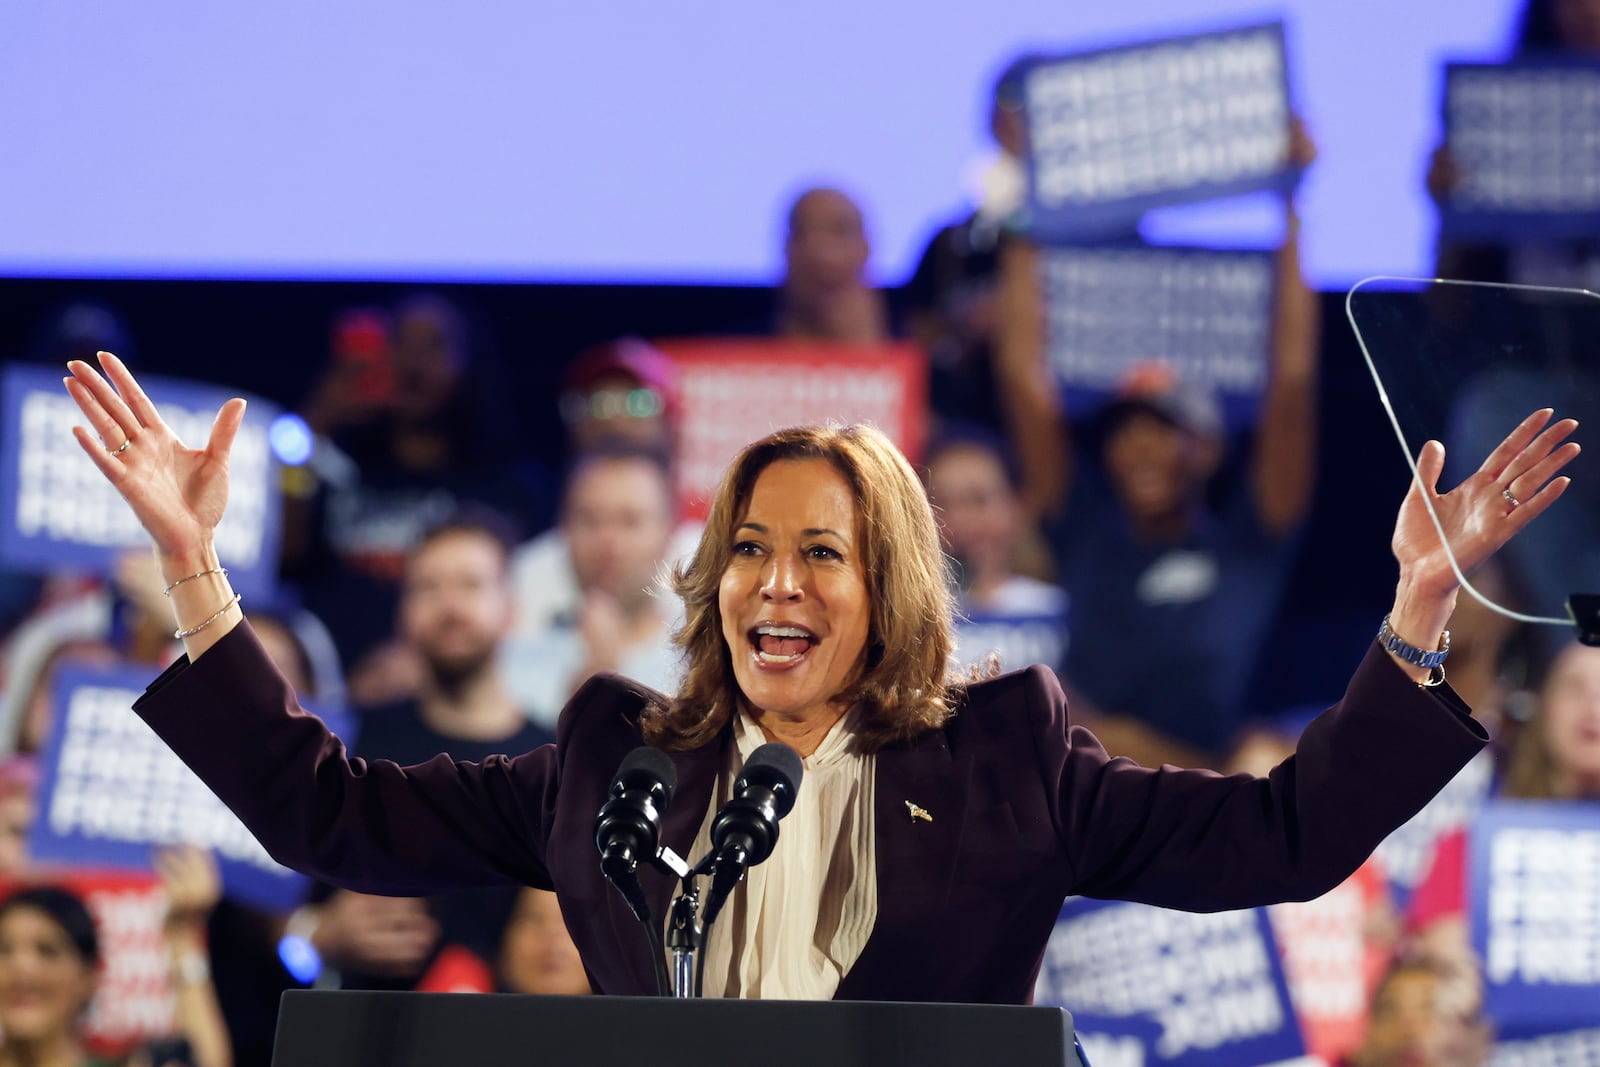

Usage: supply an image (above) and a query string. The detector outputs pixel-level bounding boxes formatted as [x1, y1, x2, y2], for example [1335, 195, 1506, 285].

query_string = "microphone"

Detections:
[701, 742, 803, 928]
[594, 746, 677, 923]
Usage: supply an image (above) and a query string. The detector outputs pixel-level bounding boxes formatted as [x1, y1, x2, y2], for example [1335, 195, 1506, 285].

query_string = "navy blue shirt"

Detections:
[1051, 471, 1295, 754]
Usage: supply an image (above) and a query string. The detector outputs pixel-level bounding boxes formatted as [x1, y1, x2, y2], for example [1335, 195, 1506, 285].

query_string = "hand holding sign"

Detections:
[64, 354, 248, 657]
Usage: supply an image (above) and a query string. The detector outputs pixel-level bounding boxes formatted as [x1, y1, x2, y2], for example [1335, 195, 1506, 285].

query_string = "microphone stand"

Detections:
[666, 877, 701, 998]
[649, 847, 693, 997]
[667, 849, 733, 998]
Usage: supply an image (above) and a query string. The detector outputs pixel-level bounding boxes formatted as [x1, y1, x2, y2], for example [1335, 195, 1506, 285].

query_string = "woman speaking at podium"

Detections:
[63, 352, 1577, 1002]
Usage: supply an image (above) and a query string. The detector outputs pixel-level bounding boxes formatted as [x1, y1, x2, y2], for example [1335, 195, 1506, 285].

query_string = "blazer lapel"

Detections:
[836, 729, 972, 998]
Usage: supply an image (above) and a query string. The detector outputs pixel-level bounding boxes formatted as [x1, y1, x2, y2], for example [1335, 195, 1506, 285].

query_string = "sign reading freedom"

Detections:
[30, 664, 352, 913]
[954, 609, 1069, 677]
[0, 363, 283, 598]
[1442, 60, 1600, 240]
[1020, 22, 1295, 242]
[657, 339, 928, 520]
[1470, 799, 1600, 1036]
[1041, 244, 1276, 429]
[1035, 897, 1306, 1066]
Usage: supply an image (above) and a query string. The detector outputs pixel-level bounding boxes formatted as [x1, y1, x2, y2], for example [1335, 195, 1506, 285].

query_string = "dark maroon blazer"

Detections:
[134, 622, 1486, 1004]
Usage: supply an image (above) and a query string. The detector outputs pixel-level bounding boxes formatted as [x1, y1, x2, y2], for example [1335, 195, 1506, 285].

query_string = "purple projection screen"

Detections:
[0, 1, 1513, 287]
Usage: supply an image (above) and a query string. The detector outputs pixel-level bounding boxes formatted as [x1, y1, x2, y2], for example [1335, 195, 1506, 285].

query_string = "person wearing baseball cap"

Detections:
[995, 212, 1321, 771]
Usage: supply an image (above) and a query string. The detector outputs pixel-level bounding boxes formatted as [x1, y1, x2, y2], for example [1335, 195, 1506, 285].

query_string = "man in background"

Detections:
[290, 510, 553, 991]
[775, 187, 890, 344]
[505, 441, 683, 727]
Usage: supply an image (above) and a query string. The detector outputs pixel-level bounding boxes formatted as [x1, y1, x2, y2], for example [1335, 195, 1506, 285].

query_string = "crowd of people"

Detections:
[1, 1, 1598, 1064]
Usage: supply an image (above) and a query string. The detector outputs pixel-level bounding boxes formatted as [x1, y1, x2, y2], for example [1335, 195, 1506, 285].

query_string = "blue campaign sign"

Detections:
[955, 608, 1069, 675]
[1035, 897, 1306, 1066]
[1040, 244, 1277, 431]
[1441, 59, 1600, 241]
[1469, 800, 1600, 1035]
[1019, 22, 1296, 243]
[29, 663, 355, 913]
[1491, 1024, 1600, 1065]
[0, 363, 282, 599]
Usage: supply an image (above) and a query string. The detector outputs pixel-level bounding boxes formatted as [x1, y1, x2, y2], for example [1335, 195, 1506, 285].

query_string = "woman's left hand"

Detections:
[1393, 408, 1579, 601]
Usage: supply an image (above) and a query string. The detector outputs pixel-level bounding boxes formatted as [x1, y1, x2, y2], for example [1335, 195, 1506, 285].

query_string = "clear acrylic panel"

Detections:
[1346, 277, 1600, 633]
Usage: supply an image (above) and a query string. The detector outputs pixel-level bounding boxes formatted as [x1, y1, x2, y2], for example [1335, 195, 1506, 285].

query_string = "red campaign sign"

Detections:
[1268, 859, 1391, 1065]
[657, 339, 929, 520]
[0, 868, 175, 1058]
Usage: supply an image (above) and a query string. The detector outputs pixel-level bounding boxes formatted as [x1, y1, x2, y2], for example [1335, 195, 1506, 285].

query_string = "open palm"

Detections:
[1393, 408, 1579, 600]
[64, 353, 247, 556]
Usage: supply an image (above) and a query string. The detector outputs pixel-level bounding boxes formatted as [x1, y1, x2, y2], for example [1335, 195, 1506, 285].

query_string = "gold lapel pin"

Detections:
[904, 801, 932, 823]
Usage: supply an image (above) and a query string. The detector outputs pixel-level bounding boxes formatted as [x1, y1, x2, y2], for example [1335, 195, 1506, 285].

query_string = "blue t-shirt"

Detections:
[1050, 472, 1295, 753]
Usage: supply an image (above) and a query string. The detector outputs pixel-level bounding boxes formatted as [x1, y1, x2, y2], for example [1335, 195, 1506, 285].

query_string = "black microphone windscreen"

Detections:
[615, 746, 677, 801]
[737, 742, 803, 816]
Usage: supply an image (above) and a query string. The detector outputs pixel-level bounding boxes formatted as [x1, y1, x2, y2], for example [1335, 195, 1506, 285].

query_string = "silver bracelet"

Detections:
[164, 567, 228, 597]
[1417, 664, 1447, 689]
[173, 594, 242, 639]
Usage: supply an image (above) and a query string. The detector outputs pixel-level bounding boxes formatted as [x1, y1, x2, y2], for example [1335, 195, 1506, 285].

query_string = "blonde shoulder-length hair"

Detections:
[641, 424, 957, 752]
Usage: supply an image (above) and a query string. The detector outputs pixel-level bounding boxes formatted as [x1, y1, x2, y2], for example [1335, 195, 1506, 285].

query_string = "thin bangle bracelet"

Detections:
[174, 594, 242, 640]
[164, 567, 229, 597]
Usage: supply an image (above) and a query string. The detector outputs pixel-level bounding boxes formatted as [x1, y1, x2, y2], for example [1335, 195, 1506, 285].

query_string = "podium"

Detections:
[271, 991, 1087, 1066]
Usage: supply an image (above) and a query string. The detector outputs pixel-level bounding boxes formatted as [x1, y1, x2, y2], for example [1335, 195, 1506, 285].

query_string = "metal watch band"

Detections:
[1377, 614, 1451, 669]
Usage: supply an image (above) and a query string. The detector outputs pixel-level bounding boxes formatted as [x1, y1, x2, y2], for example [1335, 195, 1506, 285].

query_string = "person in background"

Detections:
[994, 157, 1321, 768]
[775, 187, 890, 344]
[1340, 954, 1490, 1067]
[514, 338, 699, 646]
[1407, 637, 1600, 963]
[283, 295, 543, 701]
[904, 54, 1041, 432]
[0, 852, 234, 1067]
[504, 442, 682, 729]
[557, 338, 679, 458]
[412, 887, 590, 997]
[290, 510, 552, 993]
[0, 759, 37, 877]
[924, 425, 1064, 617]
[0, 886, 117, 1067]
[922, 425, 1068, 673]
[0, 550, 176, 759]
[497, 889, 589, 997]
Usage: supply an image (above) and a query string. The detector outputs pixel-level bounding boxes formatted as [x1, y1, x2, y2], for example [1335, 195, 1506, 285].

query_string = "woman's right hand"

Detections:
[64, 352, 247, 558]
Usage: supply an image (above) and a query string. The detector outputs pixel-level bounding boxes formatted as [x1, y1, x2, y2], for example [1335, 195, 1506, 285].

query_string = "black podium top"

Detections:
[271, 991, 1084, 1067]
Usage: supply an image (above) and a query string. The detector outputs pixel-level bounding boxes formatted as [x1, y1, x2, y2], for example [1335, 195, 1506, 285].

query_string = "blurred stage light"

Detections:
[269, 413, 314, 466]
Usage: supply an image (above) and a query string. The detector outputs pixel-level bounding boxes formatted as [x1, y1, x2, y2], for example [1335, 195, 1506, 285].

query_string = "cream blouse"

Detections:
[686, 707, 879, 999]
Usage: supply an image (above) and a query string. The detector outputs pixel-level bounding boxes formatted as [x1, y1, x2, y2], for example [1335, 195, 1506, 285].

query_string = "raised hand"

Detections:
[154, 845, 223, 931]
[63, 352, 246, 558]
[1393, 408, 1580, 602]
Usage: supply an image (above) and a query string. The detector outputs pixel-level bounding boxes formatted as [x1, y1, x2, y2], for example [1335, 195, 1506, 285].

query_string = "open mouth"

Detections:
[748, 623, 818, 665]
